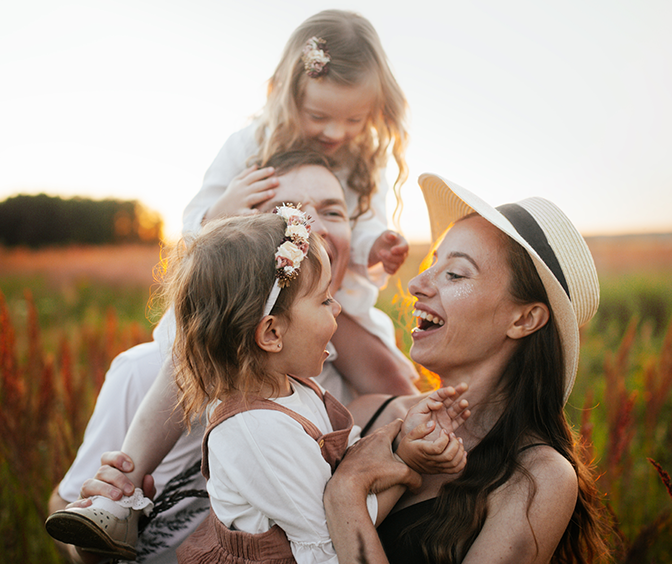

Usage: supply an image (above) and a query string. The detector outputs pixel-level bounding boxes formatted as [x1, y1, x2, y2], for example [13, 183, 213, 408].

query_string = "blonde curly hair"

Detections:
[255, 9, 409, 224]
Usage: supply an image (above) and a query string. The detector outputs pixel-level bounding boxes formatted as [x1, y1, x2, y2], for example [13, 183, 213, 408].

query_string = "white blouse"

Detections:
[206, 380, 378, 564]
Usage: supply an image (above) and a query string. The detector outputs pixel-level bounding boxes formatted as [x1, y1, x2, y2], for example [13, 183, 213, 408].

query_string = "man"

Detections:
[49, 151, 417, 564]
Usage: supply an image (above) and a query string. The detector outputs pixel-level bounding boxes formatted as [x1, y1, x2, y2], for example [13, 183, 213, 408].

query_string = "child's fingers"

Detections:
[245, 188, 276, 208]
[238, 165, 275, 185]
[383, 230, 399, 243]
[427, 429, 450, 453]
[231, 164, 258, 181]
[434, 383, 468, 403]
[443, 400, 471, 428]
[406, 419, 438, 442]
[390, 239, 409, 255]
[436, 434, 467, 473]
[453, 408, 471, 430]
[429, 386, 456, 402]
[442, 434, 461, 460]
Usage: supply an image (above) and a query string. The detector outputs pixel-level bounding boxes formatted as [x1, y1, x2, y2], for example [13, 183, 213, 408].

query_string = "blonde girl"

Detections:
[183, 10, 414, 391]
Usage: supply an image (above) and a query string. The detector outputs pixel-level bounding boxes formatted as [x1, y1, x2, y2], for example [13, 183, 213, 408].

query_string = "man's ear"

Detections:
[255, 315, 288, 352]
[507, 303, 550, 340]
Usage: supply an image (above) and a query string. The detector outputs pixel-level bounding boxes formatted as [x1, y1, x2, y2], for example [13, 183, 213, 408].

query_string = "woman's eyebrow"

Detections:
[447, 251, 480, 272]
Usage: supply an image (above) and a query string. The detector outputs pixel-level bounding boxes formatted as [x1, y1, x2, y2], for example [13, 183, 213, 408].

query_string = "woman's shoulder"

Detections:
[467, 446, 578, 561]
[491, 444, 578, 517]
[520, 444, 577, 490]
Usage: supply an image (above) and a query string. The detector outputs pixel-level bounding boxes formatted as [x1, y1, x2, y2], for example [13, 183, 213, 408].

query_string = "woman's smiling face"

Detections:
[408, 215, 522, 380]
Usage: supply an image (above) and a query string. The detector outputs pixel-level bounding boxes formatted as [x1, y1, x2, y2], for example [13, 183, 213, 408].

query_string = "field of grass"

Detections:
[1, 235, 672, 562]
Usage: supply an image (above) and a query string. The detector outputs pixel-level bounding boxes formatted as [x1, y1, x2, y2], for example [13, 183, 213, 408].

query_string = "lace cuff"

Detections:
[90, 488, 154, 519]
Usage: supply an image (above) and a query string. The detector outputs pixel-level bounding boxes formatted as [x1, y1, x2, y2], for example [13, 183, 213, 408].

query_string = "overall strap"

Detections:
[289, 376, 353, 433]
[200, 393, 323, 479]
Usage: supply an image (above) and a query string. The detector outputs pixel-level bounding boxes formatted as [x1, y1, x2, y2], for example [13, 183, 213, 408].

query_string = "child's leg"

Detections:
[118, 356, 185, 487]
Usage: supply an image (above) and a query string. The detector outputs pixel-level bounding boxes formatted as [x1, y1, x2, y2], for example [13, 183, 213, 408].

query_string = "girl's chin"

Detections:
[314, 140, 345, 156]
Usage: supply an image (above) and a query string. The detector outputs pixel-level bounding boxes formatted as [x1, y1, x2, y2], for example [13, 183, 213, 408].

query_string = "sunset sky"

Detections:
[2, 0, 671, 242]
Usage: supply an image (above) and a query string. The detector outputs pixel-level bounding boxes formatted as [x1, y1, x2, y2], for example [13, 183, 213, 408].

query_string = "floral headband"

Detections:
[262, 204, 311, 317]
[302, 36, 330, 78]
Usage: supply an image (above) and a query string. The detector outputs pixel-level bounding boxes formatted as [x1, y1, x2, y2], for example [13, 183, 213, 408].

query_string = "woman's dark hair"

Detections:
[402, 229, 610, 563]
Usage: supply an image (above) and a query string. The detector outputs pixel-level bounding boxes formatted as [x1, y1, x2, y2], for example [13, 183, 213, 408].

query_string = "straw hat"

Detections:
[418, 173, 600, 402]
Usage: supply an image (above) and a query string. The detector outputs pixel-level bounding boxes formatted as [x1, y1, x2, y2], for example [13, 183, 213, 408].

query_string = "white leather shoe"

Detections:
[45, 489, 153, 561]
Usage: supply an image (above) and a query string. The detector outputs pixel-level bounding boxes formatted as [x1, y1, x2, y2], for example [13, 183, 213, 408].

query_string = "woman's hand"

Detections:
[325, 420, 419, 564]
[331, 419, 422, 497]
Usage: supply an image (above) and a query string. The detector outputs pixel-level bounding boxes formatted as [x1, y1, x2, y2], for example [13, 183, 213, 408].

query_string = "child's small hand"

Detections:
[396, 422, 467, 475]
[368, 230, 409, 275]
[204, 165, 279, 222]
[401, 383, 470, 440]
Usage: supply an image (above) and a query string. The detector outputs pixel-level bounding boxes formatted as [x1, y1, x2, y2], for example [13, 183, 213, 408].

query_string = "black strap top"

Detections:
[377, 497, 436, 564]
[360, 395, 398, 436]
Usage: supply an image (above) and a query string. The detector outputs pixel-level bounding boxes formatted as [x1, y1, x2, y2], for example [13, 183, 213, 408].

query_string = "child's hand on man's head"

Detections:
[368, 230, 409, 275]
[204, 165, 279, 223]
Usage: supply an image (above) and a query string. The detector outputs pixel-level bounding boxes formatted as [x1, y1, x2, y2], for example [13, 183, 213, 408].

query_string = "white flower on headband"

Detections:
[286, 223, 309, 240]
[272, 204, 311, 288]
[302, 36, 330, 78]
[277, 206, 306, 224]
[276, 241, 304, 271]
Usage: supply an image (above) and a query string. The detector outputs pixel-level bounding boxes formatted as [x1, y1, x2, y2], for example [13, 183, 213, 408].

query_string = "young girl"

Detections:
[183, 10, 413, 391]
[47, 208, 470, 562]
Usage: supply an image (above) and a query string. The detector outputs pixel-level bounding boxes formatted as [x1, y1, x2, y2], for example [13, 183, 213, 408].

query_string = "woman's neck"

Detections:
[439, 370, 506, 452]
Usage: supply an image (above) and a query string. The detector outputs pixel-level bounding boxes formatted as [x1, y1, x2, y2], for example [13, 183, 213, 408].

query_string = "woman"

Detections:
[324, 174, 610, 563]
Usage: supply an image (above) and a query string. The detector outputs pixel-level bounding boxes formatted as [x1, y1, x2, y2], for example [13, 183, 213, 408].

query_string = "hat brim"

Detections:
[418, 173, 580, 403]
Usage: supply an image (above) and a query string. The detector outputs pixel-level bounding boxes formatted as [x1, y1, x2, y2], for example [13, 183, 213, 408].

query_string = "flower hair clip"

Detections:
[262, 204, 311, 317]
[302, 36, 330, 78]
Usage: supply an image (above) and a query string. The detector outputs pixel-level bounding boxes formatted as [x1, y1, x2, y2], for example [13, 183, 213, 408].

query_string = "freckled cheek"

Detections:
[452, 284, 474, 301]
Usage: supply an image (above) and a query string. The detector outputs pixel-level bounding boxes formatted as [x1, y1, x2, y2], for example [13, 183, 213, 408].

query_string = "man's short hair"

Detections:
[260, 150, 334, 177]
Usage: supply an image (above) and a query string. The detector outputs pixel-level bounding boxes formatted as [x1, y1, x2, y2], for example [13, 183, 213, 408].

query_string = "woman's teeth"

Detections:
[412, 309, 445, 327]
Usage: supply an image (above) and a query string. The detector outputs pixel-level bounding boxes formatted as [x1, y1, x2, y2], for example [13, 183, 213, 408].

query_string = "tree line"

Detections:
[0, 194, 163, 247]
